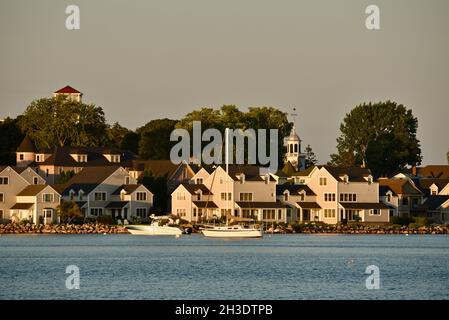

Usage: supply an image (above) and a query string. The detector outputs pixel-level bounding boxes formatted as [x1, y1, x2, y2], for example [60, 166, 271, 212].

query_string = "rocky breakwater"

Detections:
[271, 224, 449, 235]
[0, 223, 130, 234]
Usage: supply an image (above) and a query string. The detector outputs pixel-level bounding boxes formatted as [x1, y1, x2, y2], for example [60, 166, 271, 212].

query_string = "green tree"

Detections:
[176, 105, 292, 169]
[57, 170, 75, 184]
[19, 96, 108, 150]
[107, 122, 130, 149]
[330, 101, 422, 177]
[57, 201, 83, 223]
[137, 119, 178, 160]
[304, 144, 318, 168]
[0, 117, 24, 165]
[141, 169, 169, 213]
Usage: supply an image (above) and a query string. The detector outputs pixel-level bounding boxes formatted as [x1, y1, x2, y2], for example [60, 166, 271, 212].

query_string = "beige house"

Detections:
[53, 85, 83, 102]
[172, 165, 288, 223]
[276, 184, 319, 223]
[304, 166, 389, 224]
[11, 185, 60, 224]
[0, 166, 39, 221]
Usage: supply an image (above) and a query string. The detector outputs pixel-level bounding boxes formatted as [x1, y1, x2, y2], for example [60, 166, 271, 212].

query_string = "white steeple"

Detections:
[284, 109, 306, 171]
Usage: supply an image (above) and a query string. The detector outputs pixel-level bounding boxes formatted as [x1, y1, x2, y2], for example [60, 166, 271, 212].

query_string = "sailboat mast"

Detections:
[225, 127, 229, 226]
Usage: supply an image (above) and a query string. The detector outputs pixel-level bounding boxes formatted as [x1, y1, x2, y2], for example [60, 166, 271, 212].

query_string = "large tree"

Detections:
[176, 105, 292, 169]
[304, 144, 318, 169]
[0, 117, 24, 165]
[19, 96, 108, 150]
[137, 118, 178, 160]
[330, 101, 422, 177]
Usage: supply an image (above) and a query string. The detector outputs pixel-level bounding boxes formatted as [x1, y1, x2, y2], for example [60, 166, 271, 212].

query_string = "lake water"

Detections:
[0, 234, 448, 300]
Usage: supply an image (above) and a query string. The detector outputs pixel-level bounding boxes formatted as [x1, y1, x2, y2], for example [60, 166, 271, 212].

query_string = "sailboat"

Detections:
[201, 128, 263, 239]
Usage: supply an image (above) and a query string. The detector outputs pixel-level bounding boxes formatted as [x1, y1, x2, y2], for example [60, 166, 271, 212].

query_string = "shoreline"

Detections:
[1, 222, 448, 235]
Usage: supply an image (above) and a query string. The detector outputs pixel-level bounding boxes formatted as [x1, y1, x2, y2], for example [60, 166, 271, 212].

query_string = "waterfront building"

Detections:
[171, 165, 289, 223]
[0, 166, 45, 221]
[56, 166, 153, 221]
[12, 185, 61, 224]
[379, 176, 425, 217]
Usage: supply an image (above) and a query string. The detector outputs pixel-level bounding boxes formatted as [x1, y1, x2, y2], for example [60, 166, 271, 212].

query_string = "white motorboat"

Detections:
[126, 215, 184, 236]
[202, 224, 262, 238]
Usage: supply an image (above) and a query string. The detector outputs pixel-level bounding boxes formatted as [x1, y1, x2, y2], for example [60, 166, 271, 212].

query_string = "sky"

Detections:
[1, 0, 448, 165]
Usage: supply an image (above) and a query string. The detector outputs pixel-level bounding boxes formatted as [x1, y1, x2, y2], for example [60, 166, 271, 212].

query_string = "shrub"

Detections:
[96, 215, 113, 225]
[412, 217, 431, 226]
[390, 216, 412, 225]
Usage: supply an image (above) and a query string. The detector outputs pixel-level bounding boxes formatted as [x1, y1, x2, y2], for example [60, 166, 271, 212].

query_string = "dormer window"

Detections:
[35, 154, 44, 162]
[341, 175, 349, 183]
[283, 191, 289, 201]
[79, 190, 84, 201]
[78, 155, 87, 162]
[196, 178, 203, 185]
[367, 176, 373, 184]
[110, 155, 121, 163]
[69, 190, 75, 201]
[240, 174, 245, 184]
[299, 192, 305, 201]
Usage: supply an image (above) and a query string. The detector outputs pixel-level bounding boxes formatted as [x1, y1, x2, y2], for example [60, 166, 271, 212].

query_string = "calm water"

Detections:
[0, 234, 448, 300]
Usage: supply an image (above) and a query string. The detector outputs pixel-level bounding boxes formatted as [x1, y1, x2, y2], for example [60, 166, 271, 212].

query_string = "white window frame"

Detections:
[0, 177, 9, 185]
[136, 207, 147, 218]
[90, 207, 103, 216]
[177, 192, 186, 201]
[136, 192, 147, 201]
[239, 192, 253, 202]
[94, 191, 107, 201]
[0, 192, 4, 202]
[42, 193, 54, 203]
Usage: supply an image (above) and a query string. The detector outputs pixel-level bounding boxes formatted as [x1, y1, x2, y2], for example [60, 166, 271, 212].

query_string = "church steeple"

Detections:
[284, 112, 306, 171]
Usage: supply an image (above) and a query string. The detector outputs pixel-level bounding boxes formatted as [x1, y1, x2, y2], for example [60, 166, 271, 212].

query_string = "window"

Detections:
[284, 193, 289, 201]
[262, 209, 276, 220]
[79, 191, 84, 201]
[125, 176, 130, 185]
[33, 177, 39, 185]
[177, 192, 186, 201]
[19, 154, 24, 160]
[77, 155, 87, 162]
[94, 192, 106, 201]
[239, 193, 253, 201]
[221, 193, 232, 201]
[278, 210, 282, 220]
[90, 208, 103, 216]
[136, 192, 147, 201]
[136, 208, 147, 218]
[0, 177, 9, 185]
[36, 155, 41, 162]
[319, 177, 327, 186]
[324, 193, 336, 202]
[339, 193, 357, 202]
[69, 191, 74, 201]
[177, 209, 186, 217]
[43, 209, 52, 219]
[196, 178, 203, 185]
[324, 209, 336, 218]
[0, 193, 4, 202]
[0, 210, 3, 219]
[431, 190, 437, 196]
[46, 169, 49, 177]
[370, 209, 381, 216]
[387, 194, 391, 202]
[299, 193, 305, 201]
[110, 155, 120, 163]
[402, 197, 408, 205]
[42, 193, 54, 203]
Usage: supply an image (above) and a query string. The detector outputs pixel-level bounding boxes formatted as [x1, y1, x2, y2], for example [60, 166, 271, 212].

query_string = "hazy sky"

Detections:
[1, 0, 448, 165]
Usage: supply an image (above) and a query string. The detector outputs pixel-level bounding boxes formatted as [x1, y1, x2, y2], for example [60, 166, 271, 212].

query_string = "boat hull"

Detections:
[126, 225, 183, 236]
[202, 228, 263, 238]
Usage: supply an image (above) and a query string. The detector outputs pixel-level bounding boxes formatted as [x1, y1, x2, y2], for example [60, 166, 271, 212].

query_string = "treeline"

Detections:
[0, 97, 303, 168]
